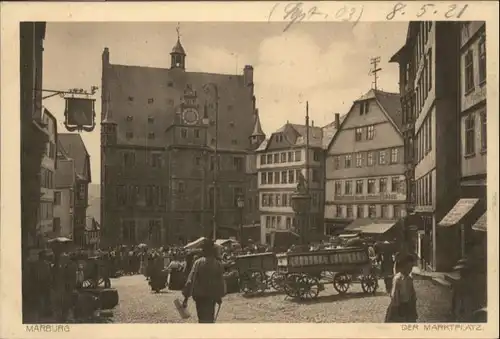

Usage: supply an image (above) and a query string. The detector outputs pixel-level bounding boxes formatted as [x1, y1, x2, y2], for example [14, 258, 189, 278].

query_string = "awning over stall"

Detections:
[359, 223, 397, 234]
[345, 219, 397, 235]
[472, 212, 487, 232]
[438, 199, 479, 227]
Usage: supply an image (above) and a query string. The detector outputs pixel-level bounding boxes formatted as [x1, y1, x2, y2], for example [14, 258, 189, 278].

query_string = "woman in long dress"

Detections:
[384, 253, 418, 323]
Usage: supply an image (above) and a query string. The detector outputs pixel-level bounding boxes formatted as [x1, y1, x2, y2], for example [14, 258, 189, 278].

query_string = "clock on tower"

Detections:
[182, 107, 199, 125]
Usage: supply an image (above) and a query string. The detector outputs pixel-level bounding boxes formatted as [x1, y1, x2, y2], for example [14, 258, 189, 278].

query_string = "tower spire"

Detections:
[251, 109, 265, 137]
[176, 22, 181, 41]
[249, 108, 265, 149]
[170, 22, 186, 70]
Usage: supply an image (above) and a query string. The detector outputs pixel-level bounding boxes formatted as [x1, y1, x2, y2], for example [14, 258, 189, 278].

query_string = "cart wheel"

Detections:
[283, 273, 302, 298]
[82, 279, 96, 289]
[240, 271, 265, 295]
[333, 273, 351, 294]
[270, 272, 286, 292]
[360, 274, 378, 294]
[298, 275, 320, 300]
[101, 278, 111, 288]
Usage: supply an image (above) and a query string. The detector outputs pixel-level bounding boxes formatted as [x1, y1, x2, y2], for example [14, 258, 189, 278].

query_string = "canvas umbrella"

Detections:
[47, 237, 72, 244]
[345, 238, 365, 247]
[184, 237, 207, 250]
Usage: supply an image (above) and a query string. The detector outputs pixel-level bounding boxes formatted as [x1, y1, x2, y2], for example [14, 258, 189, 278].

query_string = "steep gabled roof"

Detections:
[290, 124, 323, 148]
[58, 133, 91, 183]
[374, 90, 403, 131]
[326, 89, 402, 151]
[259, 122, 328, 152]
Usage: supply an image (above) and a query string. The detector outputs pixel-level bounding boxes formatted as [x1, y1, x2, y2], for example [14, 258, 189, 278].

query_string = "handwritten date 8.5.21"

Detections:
[268, 2, 365, 32]
[386, 3, 469, 21]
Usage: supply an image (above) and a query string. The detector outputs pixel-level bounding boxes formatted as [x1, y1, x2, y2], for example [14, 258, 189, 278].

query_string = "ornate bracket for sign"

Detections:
[36, 86, 98, 133]
[38, 86, 98, 100]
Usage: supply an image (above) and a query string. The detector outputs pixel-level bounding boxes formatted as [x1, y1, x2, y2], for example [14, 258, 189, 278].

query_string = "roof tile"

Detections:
[106, 64, 255, 151]
[58, 134, 90, 180]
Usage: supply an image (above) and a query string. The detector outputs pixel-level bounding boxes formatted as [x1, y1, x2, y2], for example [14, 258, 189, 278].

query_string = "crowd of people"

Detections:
[23, 235, 419, 324]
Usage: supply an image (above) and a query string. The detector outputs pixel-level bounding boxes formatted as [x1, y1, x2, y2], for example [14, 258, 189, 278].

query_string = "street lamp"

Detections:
[202, 83, 219, 240]
[237, 195, 245, 244]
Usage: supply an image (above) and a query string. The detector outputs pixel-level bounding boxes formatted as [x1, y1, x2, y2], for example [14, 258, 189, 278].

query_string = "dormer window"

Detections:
[148, 98, 154, 104]
[359, 101, 370, 115]
[126, 116, 133, 122]
[276, 134, 284, 142]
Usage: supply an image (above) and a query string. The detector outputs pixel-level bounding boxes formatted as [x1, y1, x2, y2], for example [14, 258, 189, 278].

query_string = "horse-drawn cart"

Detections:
[234, 252, 286, 295]
[276, 246, 378, 300]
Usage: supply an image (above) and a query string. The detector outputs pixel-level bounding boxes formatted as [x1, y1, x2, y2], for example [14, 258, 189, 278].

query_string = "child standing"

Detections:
[384, 253, 418, 323]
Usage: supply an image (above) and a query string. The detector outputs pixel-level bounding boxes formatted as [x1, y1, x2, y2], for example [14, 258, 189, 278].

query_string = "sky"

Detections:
[42, 21, 408, 184]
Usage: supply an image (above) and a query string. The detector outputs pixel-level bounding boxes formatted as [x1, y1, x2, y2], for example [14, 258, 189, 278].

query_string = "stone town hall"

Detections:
[100, 33, 265, 246]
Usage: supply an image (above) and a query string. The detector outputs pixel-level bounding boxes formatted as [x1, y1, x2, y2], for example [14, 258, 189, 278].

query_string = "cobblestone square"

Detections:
[110, 275, 452, 323]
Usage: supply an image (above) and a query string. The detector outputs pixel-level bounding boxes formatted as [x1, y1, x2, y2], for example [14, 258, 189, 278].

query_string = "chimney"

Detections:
[102, 47, 109, 67]
[335, 113, 340, 129]
[243, 65, 254, 87]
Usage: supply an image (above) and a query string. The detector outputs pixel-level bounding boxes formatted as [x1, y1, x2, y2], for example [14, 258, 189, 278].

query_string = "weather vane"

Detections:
[176, 22, 181, 40]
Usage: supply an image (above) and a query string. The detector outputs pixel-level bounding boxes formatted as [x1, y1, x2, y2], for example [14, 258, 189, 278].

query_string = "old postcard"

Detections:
[0, 1, 498, 338]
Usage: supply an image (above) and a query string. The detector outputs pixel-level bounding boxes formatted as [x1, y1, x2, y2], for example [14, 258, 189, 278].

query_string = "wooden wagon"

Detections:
[276, 246, 378, 300]
[234, 252, 285, 295]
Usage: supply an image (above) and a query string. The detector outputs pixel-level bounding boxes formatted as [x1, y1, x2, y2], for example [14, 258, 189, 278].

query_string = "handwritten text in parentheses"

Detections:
[386, 2, 469, 21]
[268, 2, 365, 32]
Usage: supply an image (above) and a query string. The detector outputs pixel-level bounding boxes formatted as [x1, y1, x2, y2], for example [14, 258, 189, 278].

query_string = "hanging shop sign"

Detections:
[64, 96, 96, 132]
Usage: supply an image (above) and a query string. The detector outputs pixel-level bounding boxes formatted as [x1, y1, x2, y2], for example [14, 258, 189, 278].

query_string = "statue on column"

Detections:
[296, 172, 307, 194]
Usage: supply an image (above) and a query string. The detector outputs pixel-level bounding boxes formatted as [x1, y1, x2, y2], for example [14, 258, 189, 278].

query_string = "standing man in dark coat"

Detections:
[182, 239, 226, 323]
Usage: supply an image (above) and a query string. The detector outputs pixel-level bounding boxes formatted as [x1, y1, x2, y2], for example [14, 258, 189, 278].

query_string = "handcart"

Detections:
[234, 252, 286, 295]
[276, 246, 378, 300]
[81, 256, 111, 289]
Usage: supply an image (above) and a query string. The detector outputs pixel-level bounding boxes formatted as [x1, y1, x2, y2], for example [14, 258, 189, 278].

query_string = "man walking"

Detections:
[182, 239, 226, 323]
